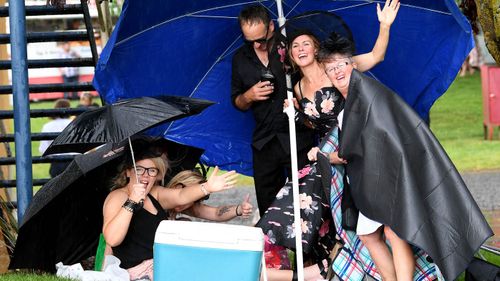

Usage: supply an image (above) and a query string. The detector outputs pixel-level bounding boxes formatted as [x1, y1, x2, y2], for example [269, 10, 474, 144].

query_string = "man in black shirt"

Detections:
[231, 5, 314, 216]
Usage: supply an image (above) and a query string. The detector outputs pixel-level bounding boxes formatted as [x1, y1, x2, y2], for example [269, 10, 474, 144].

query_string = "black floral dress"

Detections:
[256, 86, 344, 264]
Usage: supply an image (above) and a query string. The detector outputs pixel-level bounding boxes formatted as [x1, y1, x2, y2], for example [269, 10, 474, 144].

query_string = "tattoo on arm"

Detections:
[217, 206, 231, 216]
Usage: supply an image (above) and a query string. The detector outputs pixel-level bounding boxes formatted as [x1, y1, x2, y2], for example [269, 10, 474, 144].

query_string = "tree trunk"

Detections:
[477, 0, 500, 65]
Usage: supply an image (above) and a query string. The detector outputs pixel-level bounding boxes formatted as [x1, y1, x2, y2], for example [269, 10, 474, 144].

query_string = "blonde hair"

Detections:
[165, 170, 205, 189]
[165, 170, 206, 220]
[111, 155, 168, 190]
[151, 156, 169, 186]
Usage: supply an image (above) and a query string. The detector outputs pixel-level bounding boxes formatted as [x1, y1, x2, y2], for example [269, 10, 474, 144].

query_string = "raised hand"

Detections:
[206, 166, 238, 193]
[377, 0, 400, 28]
[239, 194, 253, 219]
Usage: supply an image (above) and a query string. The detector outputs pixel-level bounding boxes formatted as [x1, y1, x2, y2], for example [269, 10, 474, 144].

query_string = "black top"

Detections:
[112, 194, 168, 269]
[298, 83, 344, 137]
[231, 32, 314, 152]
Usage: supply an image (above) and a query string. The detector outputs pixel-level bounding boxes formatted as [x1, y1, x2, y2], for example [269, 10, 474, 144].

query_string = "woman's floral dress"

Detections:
[256, 87, 441, 281]
[256, 87, 343, 265]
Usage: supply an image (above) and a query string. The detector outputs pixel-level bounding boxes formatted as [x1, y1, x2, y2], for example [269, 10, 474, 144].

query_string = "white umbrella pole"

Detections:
[276, 1, 305, 280]
[128, 137, 139, 184]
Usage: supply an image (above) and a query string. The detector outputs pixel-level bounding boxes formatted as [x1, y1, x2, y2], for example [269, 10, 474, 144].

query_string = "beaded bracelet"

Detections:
[122, 199, 143, 213]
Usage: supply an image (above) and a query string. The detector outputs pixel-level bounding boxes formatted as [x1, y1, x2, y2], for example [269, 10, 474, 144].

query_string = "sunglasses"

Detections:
[244, 25, 273, 46]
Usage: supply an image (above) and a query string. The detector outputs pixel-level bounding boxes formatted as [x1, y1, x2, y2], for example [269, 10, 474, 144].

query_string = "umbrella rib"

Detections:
[323, 1, 451, 16]
[115, 1, 270, 46]
[188, 36, 242, 98]
[162, 35, 242, 135]
[284, 0, 303, 18]
[364, 70, 380, 82]
[397, 3, 451, 15]
[189, 15, 237, 20]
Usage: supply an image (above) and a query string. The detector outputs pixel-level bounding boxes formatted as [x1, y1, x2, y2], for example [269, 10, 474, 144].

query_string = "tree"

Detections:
[461, 0, 500, 65]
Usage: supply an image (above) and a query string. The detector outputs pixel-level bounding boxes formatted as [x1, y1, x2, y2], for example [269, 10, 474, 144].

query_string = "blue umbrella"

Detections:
[93, 0, 472, 177]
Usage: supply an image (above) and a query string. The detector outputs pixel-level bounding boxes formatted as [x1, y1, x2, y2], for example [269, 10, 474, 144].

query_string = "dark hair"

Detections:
[52, 98, 71, 119]
[318, 32, 356, 63]
[238, 5, 271, 27]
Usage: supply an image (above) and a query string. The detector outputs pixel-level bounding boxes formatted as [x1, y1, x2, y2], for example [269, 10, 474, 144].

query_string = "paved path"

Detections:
[461, 171, 500, 210]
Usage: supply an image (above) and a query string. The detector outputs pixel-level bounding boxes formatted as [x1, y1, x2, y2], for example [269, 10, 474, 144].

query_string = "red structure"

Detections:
[480, 64, 500, 140]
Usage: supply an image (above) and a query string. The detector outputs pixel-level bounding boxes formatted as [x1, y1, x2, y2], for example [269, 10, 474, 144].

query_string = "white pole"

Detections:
[128, 137, 139, 184]
[275, 1, 304, 280]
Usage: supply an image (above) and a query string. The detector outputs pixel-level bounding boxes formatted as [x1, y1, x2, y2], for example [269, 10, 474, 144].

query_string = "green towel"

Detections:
[94, 233, 107, 271]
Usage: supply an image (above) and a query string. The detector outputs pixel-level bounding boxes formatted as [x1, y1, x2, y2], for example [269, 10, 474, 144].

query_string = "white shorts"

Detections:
[356, 211, 383, 235]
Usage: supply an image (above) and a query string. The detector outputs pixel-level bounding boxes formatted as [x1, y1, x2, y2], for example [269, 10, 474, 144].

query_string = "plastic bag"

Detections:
[56, 255, 129, 281]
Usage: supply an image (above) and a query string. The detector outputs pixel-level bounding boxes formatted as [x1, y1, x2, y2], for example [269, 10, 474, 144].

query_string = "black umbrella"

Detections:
[281, 11, 353, 45]
[9, 139, 204, 272]
[10, 143, 125, 272]
[43, 96, 214, 156]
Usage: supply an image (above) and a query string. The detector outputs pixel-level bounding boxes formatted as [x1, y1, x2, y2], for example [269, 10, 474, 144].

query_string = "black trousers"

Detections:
[63, 75, 79, 99]
[253, 137, 310, 216]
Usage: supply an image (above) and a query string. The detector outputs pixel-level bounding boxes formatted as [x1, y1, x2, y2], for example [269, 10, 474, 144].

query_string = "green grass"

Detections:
[479, 248, 500, 266]
[430, 72, 500, 171]
[0, 273, 73, 281]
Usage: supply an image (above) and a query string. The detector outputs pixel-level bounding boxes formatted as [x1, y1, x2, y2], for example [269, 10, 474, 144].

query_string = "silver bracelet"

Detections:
[200, 183, 209, 196]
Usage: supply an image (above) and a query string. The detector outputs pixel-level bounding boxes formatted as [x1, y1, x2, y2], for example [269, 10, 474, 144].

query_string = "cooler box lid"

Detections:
[154, 220, 264, 251]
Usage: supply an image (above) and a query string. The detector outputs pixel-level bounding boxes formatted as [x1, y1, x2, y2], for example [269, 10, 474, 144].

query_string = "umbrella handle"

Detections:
[128, 138, 146, 206]
[128, 137, 140, 184]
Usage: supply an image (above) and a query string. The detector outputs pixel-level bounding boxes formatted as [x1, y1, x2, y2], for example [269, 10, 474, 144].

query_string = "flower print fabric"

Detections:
[256, 87, 344, 264]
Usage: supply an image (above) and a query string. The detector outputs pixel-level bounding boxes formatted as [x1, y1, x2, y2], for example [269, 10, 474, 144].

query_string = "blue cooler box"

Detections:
[153, 220, 264, 281]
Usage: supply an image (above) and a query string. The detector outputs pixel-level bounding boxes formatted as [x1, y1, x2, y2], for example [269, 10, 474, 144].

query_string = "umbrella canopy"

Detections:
[43, 95, 214, 156]
[93, 0, 473, 176]
[10, 139, 204, 272]
[10, 143, 124, 272]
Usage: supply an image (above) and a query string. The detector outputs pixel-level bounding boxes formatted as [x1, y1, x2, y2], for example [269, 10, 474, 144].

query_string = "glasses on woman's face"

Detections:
[325, 59, 351, 74]
[135, 166, 159, 177]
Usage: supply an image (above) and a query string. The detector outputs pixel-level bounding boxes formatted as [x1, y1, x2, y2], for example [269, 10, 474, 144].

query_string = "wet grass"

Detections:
[0, 273, 72, 281]
[430, 72, 500, 171]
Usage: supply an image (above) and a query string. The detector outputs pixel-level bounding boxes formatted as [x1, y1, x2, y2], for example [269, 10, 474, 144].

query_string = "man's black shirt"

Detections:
[231, 33, 314, 152]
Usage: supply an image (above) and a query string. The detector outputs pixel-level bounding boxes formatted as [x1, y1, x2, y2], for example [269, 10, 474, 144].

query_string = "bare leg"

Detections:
[304, 259, 328, 281]
[359, 227, 397, 281]
[261, 268, 293, 281]
[384, 226, 415, 281]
